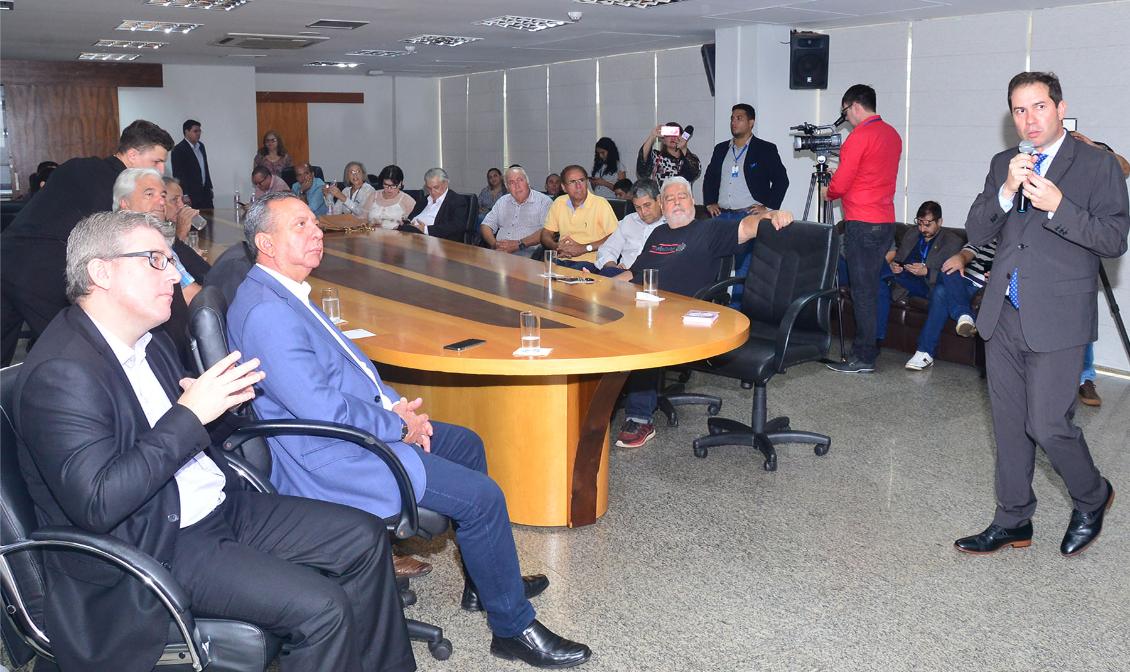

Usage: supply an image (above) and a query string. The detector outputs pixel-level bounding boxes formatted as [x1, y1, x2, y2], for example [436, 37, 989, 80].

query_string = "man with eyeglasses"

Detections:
[162, 176, 211, 283]
[12, 209, 414, 672]
[250, 165, 289, 202]
[290, 162, 328, 216]
[873, 201, 962, 370]
[540, 164, 618, 266]
[824, 84, 903, 374]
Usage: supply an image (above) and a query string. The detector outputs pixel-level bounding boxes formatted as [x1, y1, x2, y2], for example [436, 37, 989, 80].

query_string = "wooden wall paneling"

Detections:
[255, 101, 309, 169]
[256, 91, 364, 104]
[0, 61, 163, 88]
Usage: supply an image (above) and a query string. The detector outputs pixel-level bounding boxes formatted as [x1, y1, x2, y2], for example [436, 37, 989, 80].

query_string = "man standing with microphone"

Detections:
[955, 72, 1128, 556]
[824, 84, 903, 373]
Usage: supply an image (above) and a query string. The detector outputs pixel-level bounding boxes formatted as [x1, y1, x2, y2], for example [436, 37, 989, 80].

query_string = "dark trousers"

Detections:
[917, 272, 981, 356]
[0, 239, 68, 366]
[875, 266, 930, 340]
[417, 422, 534, 638]
[843, 221, 895, 363]
[985, 304, 1108, 527]
[171, 491, 415, 672]
[621, 369, 662, 423]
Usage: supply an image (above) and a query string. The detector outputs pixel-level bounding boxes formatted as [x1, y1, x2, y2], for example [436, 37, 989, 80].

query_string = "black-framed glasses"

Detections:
[914, 217, 938, 227]
[110, 250, 175, 271]
[382, 182, 401, 189]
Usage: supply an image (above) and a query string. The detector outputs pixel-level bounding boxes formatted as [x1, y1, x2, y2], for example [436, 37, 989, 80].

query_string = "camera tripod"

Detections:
[1098, 262, 1130, 366]
[802, 155, 848, 363]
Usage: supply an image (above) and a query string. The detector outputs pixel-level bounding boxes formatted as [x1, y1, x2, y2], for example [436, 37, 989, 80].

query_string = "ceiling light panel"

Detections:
[79, 52, 141, 61]
[403, 34, 483, 47]
[306, 19, 369, 30]
[117, 19, 201, 33]
[94, 39, 167, 49]
[574, 0, 687, 7]
[305, 61, 360, 68]
[474, 16, 568, 32]
[145, 0, 251, 10]
[346, 49, 412, 57]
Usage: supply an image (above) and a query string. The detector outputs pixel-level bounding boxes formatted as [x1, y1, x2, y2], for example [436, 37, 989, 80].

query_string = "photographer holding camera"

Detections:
[824, 84, 904, 373]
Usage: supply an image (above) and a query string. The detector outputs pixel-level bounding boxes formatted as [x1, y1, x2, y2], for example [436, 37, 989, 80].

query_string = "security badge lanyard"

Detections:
[730, 142, 748, 178]
[917, 236, 933, 263]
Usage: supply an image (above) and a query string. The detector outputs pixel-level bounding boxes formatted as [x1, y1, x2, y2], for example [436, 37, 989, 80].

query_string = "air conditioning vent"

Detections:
[212, 32, 328, 49]
[306, 19, 369, 30]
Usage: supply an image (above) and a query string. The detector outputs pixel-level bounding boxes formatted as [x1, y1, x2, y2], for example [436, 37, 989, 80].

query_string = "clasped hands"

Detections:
[1006, 152, 1062, 213]
[557, 236, 587, 259]
[392, 396, 433, 452]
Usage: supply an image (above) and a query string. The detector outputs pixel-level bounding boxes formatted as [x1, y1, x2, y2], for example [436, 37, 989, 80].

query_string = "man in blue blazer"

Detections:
[703, 103, 789, 305]
[226, 193, 591, 669]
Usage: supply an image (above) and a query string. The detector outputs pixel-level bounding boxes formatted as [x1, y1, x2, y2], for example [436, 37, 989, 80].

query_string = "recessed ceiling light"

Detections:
[346, 49, 412, 57]
[305, 61, 360, 68]
[306, 19, 368, 30]
[117, 20, 201, 34]
[573, 0, 686, 7]
[474, 16, 569, 32]
[79, 52, 141, 61]
[223, 53, 266, 58]
[403, 34, 483, 47]
[94, 39, 167, 49]
[144, 0, 251, 10]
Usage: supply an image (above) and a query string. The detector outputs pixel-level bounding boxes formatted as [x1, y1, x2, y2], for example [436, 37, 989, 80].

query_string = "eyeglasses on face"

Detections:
[914, 217, 938, 227]
[565, 178, 586, 187]
[110, 250, 176, 271]
[382, 182, 401, 189]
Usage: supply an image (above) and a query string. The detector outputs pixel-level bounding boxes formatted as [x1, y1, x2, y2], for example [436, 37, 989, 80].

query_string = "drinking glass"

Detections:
[643, 268, 659, 295]
[544, 250, 558, 277]
[519, 311, 541, 351]
[321, 287, 341, 323]
[190, 214, 208, 230]
[186, 230, 199, 252]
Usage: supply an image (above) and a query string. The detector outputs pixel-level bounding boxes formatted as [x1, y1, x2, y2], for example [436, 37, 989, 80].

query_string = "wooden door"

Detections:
[255, 101, 308, 168]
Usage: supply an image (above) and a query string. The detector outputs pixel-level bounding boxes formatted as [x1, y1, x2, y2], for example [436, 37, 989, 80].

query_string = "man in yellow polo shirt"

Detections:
[540, 164, 618, 266]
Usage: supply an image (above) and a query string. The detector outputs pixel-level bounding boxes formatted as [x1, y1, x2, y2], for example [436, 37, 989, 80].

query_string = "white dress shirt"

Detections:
[190, 140, 207, 183]
[996, 129, 1066, 215]
[414, 189, 448, 232]
[87, 314, 226, 528]
[595, 212, 666, 269]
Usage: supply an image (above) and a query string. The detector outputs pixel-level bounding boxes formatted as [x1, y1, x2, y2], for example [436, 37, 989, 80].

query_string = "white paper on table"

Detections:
[343, 328, 376, 339]
[539, 272, 566, 279]
[513, 346, 553, 357]
[634, 291, 664, 303]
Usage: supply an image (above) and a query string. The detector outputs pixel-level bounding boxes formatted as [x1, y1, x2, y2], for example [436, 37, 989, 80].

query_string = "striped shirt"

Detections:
[961, 239, 997, 288]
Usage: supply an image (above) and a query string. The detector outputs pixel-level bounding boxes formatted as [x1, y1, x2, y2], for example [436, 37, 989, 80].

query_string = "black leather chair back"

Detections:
[607, 198, 629, 220]
[205, 241, 256, 306]
[280, 167, 296, 188]
[0, 364, 46, 666]
[462, 193, 480, 245]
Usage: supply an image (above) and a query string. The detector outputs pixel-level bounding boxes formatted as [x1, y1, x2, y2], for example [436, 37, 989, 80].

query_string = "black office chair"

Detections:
[0, 363, 284, 671]
[689, 220, 841, 471]
[280, 167, 296, 188]
[606, 198, 629, 220]
[205, 241, 256, 306]
[186, 286, 453, 660]
[462, 193, 480, 245]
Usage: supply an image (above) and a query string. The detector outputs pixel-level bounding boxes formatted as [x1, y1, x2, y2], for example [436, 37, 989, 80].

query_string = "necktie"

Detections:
[1008, 153, 1048, 309]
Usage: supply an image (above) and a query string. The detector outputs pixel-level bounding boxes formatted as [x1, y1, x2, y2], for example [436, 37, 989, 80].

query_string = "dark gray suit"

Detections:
[965, 131, 1129, 526]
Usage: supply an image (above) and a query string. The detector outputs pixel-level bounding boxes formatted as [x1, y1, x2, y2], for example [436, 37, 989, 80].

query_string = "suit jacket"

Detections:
[408, 189, 471, 243]
[12, 306, 235, 672]
[171, 139, 214, 209]
[965, 131, 1130, 351]
[702, 136, 789, 209]
[891, 227, 964, 287]
[226, 265, 427, 519]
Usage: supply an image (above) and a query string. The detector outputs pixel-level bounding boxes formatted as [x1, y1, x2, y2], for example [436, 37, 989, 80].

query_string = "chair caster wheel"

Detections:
[708, 425, 723, 436]
[707, 403, 721, 416]
[677, 370, 692, 384]
[815, 442, 830, 456]
[400, 588, 417, 607]
[763, 456, 777, 472]
[693, 444, 707, 458]
[429, 638, 453, 660]
[666, 414, 679, 427]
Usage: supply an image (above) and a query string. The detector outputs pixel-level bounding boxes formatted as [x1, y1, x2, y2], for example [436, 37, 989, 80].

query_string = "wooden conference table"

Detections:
[203, 211, 748, 527]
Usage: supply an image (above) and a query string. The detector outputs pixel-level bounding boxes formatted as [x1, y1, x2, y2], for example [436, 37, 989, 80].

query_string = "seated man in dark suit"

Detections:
[227, 193, 591, 669]
[406, 167, 471, 242]
[12, 209, 414, 672]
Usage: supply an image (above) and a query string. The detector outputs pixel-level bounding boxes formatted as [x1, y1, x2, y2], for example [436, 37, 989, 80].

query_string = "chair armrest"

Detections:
[221, 452, 277, 495]
[774, 287, 839, 372]
[3, 528, 209, 671]
[222, 420, 419, 539]
[695, 276, 743, 303]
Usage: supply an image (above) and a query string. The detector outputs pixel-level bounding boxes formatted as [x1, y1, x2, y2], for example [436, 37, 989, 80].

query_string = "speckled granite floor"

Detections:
[5, 352, 1127, 672]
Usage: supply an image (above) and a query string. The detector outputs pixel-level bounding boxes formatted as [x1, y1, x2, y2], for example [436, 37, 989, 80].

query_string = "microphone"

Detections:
[1016, 139, 1036, 213]
[680, 125, 695, 142]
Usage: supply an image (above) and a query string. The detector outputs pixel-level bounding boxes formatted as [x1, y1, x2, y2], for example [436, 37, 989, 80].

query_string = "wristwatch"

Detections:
[518, 241, 528, 250]
[399, 421, 410, 442]
[585, 244, 594, 253]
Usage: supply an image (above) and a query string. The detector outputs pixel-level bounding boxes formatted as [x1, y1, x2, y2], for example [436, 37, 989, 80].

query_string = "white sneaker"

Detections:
[905, 351, 934, 370]
[955, 314, 977, 337]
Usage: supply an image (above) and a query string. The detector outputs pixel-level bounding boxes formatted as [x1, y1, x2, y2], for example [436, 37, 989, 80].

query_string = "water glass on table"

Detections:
[544, 250, 558, 277]
[643, 268, 659, 295]
[519, 311, 541, 351]
[186, 230, 199, 253]
[321, 287, 342, 323]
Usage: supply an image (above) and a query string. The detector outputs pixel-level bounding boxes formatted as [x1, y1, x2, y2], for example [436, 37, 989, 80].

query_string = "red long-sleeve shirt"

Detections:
[826, 115, 902, 224]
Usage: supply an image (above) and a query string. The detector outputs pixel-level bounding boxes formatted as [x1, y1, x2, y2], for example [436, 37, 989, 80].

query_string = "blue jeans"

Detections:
[622, 369, 661, 424]
[843, 222, 896, 363]
[876, 265, 931, 340]
[917, 271, 981, 356]
[1081, 342, 1096, 384]
[417, 422, 534, 637]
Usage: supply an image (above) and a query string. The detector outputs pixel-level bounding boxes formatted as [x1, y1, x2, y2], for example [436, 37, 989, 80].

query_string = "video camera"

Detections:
[791, 121, 842, 154]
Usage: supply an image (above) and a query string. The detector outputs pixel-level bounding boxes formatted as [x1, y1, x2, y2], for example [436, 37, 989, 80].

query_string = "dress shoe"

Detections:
[490, 619, 592, 668]
[462, 574, 549, 611]
[1061, 479, 1114, 556]
[1078, 380, 1102, 407]
[954, 522, 1033, 554]
[393, 554, 432, 580]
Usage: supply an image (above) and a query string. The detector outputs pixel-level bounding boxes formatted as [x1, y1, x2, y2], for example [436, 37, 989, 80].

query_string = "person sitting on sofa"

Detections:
[904, 239, 998, 370]
[875, 200, 963, 361]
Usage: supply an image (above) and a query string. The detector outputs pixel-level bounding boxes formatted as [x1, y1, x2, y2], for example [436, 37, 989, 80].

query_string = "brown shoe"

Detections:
[1079, 380, 1102, 407]
[393, 554, 433, 580]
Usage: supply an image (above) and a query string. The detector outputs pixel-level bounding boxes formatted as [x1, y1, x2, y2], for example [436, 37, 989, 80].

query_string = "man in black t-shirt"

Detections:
[609, 176, 793, 449]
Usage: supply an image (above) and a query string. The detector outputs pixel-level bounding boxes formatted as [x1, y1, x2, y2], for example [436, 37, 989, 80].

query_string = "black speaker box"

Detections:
[790, 32, 829, 90]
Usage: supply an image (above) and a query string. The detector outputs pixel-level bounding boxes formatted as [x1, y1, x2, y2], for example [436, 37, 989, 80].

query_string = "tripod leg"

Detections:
[1098, 263, 1130, 364]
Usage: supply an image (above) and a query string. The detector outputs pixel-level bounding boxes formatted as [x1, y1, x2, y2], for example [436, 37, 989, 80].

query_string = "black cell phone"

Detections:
[557, 277, 595, 284]
[443, 338, 486, 351]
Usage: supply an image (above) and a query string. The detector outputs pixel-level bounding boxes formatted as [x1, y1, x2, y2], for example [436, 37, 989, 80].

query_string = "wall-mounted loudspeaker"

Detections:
[700, 43, 716, 97]
[790, 31, 829, 90]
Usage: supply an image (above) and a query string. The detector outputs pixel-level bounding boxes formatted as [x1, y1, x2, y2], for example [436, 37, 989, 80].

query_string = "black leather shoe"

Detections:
[954, 522, 1033, 554]
[1061, 479, 1115, 556]
[462, 574, 549, 612]
[491, 619, 591, 668]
